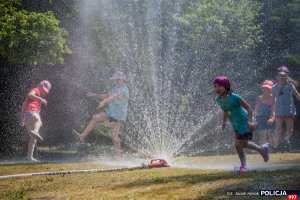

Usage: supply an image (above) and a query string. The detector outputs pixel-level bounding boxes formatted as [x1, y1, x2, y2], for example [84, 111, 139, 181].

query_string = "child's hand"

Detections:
[221, 123, 226, 132]
[248, 121, 256, 132]
[41, 99, 47, 105]
[97, 101, 106, 109]
[267, 118, 274, 125]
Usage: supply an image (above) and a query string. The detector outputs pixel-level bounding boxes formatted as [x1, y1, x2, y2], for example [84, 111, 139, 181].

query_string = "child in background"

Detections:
[73, 71, 129, 157]
[278, 66, 299, 86]
[272, 66, 300, 151]
[253, 80, 275, 147]
[213, 76, 269, 172]
[20, 80, 51, 161]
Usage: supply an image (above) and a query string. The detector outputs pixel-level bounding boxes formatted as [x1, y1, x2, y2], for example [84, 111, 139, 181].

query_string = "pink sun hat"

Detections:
[261, 80, 273, 90]
[39, 80, 51, 94]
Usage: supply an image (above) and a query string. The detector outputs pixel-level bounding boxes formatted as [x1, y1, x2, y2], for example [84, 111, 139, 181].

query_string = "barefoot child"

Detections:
[253, 80, 275, 147]
[20, 80, 51, 161]
[73, 71, 129, 157]
[213, 76, 269, 172]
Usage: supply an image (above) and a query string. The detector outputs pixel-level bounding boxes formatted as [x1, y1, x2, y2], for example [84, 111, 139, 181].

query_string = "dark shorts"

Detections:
[106, 114, 125, 123]
[108, 116, 120, 122]
[234, 130, 253, 140]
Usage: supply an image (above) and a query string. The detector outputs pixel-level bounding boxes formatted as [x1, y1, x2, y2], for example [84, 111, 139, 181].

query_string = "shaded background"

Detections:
[0, 0, 299, 159]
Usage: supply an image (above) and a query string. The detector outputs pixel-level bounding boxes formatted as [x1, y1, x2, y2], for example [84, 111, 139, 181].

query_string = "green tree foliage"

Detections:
[0, 0, 71, 65]
[271, 0, 300, 65]
[259, 0, 300, 67]
[179, 0, 262, 59]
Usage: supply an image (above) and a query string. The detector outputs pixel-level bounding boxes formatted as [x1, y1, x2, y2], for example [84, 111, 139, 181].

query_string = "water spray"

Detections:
[0, 159, 170, 180]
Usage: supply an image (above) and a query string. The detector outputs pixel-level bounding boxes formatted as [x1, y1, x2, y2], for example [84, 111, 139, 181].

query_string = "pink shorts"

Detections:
[275, 115, 296, 119]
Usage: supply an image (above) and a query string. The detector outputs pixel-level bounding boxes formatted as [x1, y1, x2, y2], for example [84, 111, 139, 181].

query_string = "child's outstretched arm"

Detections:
[292, 87, 300, 102]
[240, 99, 253, 119]
[239, 99, 255, 131]
[269, 95, 275, 122]
[97, 93, 121, 109]
[28, 90, 47, 105]
[86, 92, 109, 100]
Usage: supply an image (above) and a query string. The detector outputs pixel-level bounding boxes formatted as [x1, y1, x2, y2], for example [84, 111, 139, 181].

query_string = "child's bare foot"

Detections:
[27, 157, 40, 162]
[29, 131, 43, 141]
[72, 129, 84, 142]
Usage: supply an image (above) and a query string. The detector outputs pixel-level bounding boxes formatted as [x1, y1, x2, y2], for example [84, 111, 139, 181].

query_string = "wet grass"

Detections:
[173, 152, 300, 168]
[0, 153, 299, 200]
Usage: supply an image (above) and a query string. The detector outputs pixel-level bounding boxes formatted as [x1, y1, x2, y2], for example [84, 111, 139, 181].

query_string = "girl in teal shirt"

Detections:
[214, 76, 269, 172]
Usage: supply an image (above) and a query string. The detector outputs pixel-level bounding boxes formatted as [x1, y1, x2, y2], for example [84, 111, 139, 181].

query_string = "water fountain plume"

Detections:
[67, 0, 262, 162]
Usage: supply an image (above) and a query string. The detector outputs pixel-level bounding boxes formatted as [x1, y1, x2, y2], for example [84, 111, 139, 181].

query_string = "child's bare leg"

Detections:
[284, 119, 294, 141]
[267, 131, 275, 147]
[27, 138, 37, 159]
[25, 116, 38, 160]
[26, 115, 36, 133]
[245, 141, 264, 154]
[80, 112, 108, 140]
[33, 114, 42, 133]
[244, 140, 269, 162]
[273, 118, 283, 148]
[111, 121, 122, 156]
[235, 140, 247, 167]
[259, 130, 267, 145]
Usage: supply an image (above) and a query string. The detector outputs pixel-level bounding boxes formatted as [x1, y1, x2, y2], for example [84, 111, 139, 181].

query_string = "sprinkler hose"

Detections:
[0, 166, 145, 180]
[0, 159, 169, 180]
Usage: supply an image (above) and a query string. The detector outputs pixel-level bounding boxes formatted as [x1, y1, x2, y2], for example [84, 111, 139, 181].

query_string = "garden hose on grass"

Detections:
[0, 159, 170, 180]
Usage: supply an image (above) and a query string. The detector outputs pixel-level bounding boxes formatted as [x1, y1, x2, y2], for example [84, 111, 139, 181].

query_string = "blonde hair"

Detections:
[287, 76, 299, 86]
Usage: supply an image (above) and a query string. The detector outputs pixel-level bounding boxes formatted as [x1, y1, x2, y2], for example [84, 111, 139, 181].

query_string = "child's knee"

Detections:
[92, 114, 102, 121]
[235, 140, 248, 148]
[235, 141, 241, 149]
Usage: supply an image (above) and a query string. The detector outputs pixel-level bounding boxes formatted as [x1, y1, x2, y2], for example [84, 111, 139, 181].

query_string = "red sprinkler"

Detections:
[146, 159, 170, 168]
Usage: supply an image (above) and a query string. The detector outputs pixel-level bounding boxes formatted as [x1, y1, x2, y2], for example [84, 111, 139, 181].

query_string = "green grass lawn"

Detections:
[0, 153, 299, 200]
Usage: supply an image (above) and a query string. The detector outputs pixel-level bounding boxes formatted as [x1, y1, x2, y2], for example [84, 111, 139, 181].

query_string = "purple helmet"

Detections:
[110, 71, 126, 80]
[277, 66, 290, 74]
[213, 76, 231, 91]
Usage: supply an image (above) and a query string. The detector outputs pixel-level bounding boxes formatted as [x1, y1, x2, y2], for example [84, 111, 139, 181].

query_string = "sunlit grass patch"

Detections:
[0, 153, 300, 199]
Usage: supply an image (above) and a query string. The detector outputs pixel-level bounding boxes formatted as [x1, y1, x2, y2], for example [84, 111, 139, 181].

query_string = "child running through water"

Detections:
[253, 80, 275, 147]
[272, 66, 300, 151]
[213, 76, 269, 172]
[73, 71, 129, 157]
[20, 80, 51, 161]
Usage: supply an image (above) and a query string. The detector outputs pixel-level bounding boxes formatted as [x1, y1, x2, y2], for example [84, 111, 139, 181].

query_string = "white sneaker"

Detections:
[261, 143, 269, 162]
[29, 131, 43, 141]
